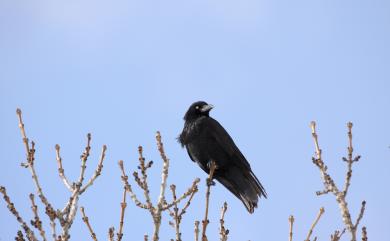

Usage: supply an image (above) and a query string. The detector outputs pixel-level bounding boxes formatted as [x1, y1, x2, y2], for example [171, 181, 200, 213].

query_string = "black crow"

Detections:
[179, 101, 267, 213]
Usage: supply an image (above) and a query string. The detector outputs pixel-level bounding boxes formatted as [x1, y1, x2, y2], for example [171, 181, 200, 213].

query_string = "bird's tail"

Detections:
[216, 166, 267, 213]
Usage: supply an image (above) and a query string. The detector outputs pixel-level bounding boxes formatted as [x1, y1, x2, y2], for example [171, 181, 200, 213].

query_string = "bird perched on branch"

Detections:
[178, 101, 267, 213]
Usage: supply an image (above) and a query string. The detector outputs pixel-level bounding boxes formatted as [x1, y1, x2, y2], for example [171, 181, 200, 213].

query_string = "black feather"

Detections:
[179, 101, 267, 213]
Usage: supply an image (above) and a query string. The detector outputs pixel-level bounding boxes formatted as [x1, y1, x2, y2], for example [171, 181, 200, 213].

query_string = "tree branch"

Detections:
[201, 161, 216, 241]
[0, 186, 38, 241]
[55, 144, 73, 192]
[288, 215, 294, 241]
[29, 194, 47, 241]
[304, 207, 325, 241]
[80, 207, 98, 241]
[219, 202, 229, 241]
[310, 121, 366, 241]
[117, 188, 127, 241]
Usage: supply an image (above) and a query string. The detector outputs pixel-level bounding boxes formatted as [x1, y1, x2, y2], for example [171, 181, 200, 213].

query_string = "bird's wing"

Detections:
[186, 148, 196, 162]
[202, 117, 251, 170]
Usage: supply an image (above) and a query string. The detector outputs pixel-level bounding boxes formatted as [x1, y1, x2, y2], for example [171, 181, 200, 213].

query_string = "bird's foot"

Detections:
[206, 178, 216, 186]
[207, 161, 218, 170]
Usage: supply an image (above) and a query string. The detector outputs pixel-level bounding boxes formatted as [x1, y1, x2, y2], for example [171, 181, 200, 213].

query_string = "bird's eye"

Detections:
[195, 106, 199, 109]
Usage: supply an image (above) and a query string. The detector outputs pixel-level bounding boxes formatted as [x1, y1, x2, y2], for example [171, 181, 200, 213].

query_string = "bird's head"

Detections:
[184, 101, 214, 121]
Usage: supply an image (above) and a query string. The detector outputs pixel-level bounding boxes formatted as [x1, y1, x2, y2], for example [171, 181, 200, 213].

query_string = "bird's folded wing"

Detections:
[203, 118, 252, 170]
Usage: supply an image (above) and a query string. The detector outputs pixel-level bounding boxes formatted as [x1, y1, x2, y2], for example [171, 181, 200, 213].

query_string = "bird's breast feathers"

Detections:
[180, 117, 207, 145]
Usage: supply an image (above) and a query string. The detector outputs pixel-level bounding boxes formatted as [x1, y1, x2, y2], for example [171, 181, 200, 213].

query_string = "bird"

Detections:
[178, 101, 267, 213]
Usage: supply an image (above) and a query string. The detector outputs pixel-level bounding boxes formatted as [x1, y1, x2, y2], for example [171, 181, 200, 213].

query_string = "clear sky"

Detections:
[1, 0, 389, 240]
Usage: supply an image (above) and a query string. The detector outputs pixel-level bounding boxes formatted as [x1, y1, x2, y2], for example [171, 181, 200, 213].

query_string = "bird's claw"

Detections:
[206, 178, 216, 186]
[207, 161, 217, 170]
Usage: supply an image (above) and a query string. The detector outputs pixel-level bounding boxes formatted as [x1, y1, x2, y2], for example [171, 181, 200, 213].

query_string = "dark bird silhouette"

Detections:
[178, 101, 267, 213]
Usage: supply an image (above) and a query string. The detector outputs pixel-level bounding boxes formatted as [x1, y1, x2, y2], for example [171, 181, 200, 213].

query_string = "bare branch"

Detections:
[354, 201, 366, 230]
[201, 161, 217, 241]
[118, 132, 200, 241]
[343, 122, 361, 197]
[137, 146, 153, 208]
[0, 186, 38, 241]
[15, 230, 26, 241]
[55, 144, 73, 192]
[108, 227, 115, 241]
[288, 215, 294, 241]
[29, 194, 47, 241]
[50, 218, 58, 241]
[1, 109, 107, 241]
[156, 131, 169, 207]
[80, 207, 98, 241]
[361, 227, 367, 241]
[61, 133, 106, 240]
[150, 131, 171, 241]
[219, 202, 229, 241]
[194, 221, 200, 241]
[310, 122, 366, 241]
[163, 178, 200, 211]
[16, 109, 56, 221]
[118, 160, 149, 209]
[316, 189, 331, 196]
[117, 188, 127, 241]
[331, 229, 346, 241]
[170, 184, 181, 241]
[80, 145, 107, 195]
[304, 207, 325, 241]
[167, 179, 200, 241]
[310, 121, 322, 161]
[178, 180, 200, 217]
[77, 133, 92, 187]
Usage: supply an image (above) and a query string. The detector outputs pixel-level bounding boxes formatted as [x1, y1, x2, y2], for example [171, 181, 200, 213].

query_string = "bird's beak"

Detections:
[201, 104, 214, 113]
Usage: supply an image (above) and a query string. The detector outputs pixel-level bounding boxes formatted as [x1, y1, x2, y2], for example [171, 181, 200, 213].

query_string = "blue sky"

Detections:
[0, 0, 389, 240]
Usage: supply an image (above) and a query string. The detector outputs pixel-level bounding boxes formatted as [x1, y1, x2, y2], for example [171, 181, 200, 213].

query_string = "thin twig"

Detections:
[163, 178, 200, 210]
[55, 144, 73, 192]
[310, 121, 366, 241]
[29, 194, 47, 241]
[118, 160, 149, 209]
[194, 221, 200, 241]
[178, 181, 199, 216]
[201, 161, 217, 241]
[331, 229, 346, 241]
[16, 109, 56, 222]
[288, 215, 294, 241]
[10, 109, 106, 241]
[156, 131, 169, 206]
[167, 180, 200, 241]
[311, 122, 353, 230]
[119, 132, 200, 241]
[343, 122, 354, 196]
[117, 188, 127, 241]
[137, 146, 153, 208]
[304, 207, 325, 241]
[219, 202, 229, 241]
[152, 131, 170, 241]
[80, 145, 107, 195]
[50, 218, 58, 241]
[62, 133, 104, 240]
[80, 207, 98, 241]
[0, 186, 38, 241]
[361, 227, 367, 241]
[77, 133, 91, 187]
[170, 185, 181, 241]
[355, 201, 366, 230]
[15, 230, 26, 241]
[108, 227, 115, 241]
